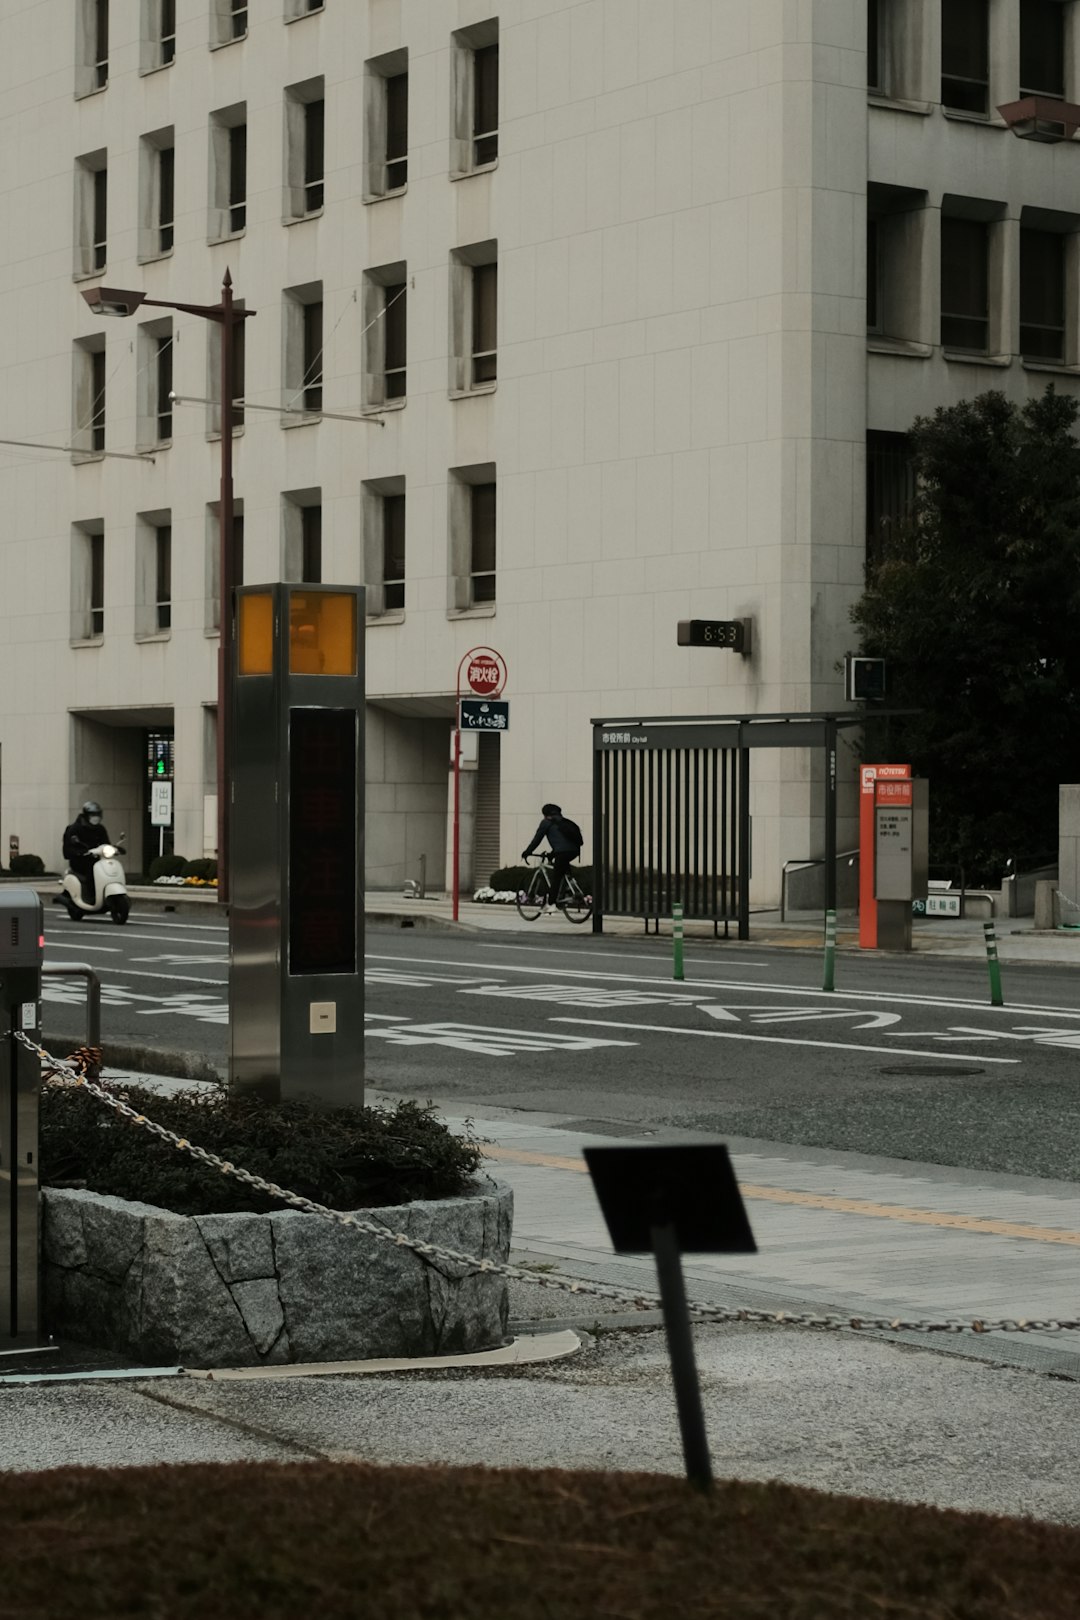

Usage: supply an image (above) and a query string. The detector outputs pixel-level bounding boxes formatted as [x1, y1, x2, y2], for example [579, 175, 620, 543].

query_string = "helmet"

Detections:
[542, 803, 561, 817]
[81, 800, 102, 818]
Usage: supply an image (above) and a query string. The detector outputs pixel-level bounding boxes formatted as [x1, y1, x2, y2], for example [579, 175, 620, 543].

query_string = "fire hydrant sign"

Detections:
[466, 652, 505, 696]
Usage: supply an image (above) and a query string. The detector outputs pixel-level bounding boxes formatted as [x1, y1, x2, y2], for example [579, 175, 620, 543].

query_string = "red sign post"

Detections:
[453, 646, 507, 920]
[859, 763, 911, 948]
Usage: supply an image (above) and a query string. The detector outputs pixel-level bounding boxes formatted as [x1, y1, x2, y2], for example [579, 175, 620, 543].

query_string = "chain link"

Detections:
[16, 1033, 1080, 1340]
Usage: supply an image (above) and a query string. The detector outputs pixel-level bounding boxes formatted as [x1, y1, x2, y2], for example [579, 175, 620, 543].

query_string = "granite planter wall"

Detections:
[42, 1180, 512, 1368]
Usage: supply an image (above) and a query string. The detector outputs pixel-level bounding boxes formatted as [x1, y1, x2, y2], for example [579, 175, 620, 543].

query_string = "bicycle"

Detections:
[516, 855, 593, 924]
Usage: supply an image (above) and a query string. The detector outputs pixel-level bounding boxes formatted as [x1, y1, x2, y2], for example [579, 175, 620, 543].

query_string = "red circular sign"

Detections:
[465, 650, 505, 696]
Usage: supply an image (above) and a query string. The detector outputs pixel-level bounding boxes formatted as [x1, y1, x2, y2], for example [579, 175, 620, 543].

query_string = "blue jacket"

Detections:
[523, 815, 578, 857]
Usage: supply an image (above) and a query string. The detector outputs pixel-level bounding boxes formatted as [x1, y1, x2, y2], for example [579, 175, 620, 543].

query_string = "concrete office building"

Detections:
[1, 1, 1078, 899]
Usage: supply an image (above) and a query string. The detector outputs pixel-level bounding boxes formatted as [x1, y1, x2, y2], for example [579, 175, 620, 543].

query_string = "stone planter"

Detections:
[42, 1180, 512, 1369]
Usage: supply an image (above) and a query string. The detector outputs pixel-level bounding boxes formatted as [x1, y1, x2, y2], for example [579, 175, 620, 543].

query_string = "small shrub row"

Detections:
[488, 864, 593, 894]
[40, 1078, 484, 1217]
[7, 853, 46, 877]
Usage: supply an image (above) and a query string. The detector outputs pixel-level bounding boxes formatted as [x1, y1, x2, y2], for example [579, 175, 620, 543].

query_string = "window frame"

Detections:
[283, 78, 326, 222]
[364, 50, 409, 199]
[940, 214, 991, 354]
[1020, 0, 1066, 99]
[448, 463, 497, 614]
[449, 241, 498, 395]
[71, 520, 106, 644]
[72, 335, 107, 460]
[282, 282, 324, 423]
[941, 0, 989, 114]
[209, 104, 248, 242]
[1020, 225, 1067, 363]
[451, 18, 499, 177]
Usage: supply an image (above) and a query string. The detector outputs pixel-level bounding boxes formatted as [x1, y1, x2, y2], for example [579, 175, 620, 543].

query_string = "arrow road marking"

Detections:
[463, 984, 713, 1009]
[364, 1021, 637, 1058]
[550, 1017, 1019, 1064]
[702, 1005, 901, 1031]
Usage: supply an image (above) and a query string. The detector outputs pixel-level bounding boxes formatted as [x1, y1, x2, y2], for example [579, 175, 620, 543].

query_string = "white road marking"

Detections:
[366, 952, 1080, 1022]
[43, 941, 121, 955]
[364, 1021, 636, 1058]
[550, 1016, 1020, 1064]
[134, 953, 228, 966]
[462, 984, 713, 1008]
[364, 968, 499, 988]
[702, 1005, 902, 1030]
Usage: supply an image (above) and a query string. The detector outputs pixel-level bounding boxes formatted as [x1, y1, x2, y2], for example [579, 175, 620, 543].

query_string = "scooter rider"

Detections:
[62, 801, 112, 902]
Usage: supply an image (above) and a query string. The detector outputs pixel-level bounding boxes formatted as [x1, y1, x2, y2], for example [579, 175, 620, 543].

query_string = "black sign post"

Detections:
[584, 1142, 757, 1491]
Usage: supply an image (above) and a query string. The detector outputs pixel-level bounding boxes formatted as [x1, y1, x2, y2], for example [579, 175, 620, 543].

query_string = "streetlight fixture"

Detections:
[80, 272, 255, 904]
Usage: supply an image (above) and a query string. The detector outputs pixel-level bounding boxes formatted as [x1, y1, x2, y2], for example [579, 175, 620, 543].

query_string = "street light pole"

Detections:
[79, 274, 254, 904]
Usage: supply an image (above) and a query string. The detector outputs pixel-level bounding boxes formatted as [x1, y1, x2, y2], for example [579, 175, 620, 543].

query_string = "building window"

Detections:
[1020, 227, 1066, 361]
[1020, 0, 1066, 98]
[77, 0, 109, 95]
[136, 512, 172, 637]
[867, 0, 881, 91]
[141, 0, 176, 72]
[285, 0, 323, 18]
[452, 19, 499, 174]
[211, 0, 247, 47]
[941, 0, 988, 113]
[282, 491, 322, 582]
[209, 106, 247, 239]
[450, 241, 497, 393]
[75, 152, 108, 277]
[866, 432, 915, 573]
[940, 216, 989, 352]
[283, 283, 324, 419]
[138, 129, 175, 260]
[72, 522, 105, 641]
[72, 336, 107, 457]
[365, 51, 408, 197]
[449, 465, 496, 611]
[207, 303, 246, 434]
[866, 184, 929, 344]
[284, 79, 325, 220]
[206, 503, 244, 631]
[362, 478, 406, 615]
[136, 318, 174, 448]
[362, 265, 407, 406]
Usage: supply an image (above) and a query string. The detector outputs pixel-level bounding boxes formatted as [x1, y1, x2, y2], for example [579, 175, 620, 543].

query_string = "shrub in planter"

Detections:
[40, 1081, 484, 1217]
[487, 864, 593, 896]
[10, 853, 45, 877]
[181, 857, 217, 882]
[149, 854, 187, 881]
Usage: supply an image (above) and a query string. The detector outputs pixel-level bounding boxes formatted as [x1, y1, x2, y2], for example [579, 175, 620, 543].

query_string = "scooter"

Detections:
[60, 838, 130, 925]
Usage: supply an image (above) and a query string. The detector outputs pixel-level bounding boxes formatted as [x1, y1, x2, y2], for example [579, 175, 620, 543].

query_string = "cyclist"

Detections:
[522, 803, 584, 911]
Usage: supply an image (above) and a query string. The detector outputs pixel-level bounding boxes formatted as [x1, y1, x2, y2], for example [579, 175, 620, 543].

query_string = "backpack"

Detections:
[558, 817, 584, 849]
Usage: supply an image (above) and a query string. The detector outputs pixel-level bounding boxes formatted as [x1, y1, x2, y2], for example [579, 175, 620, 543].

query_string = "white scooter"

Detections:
[60, 839, 130, 925]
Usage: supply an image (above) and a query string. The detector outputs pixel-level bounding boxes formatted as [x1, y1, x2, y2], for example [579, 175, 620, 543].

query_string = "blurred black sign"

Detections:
[289, 708, 357, 976]
[460, 699, 509, 732]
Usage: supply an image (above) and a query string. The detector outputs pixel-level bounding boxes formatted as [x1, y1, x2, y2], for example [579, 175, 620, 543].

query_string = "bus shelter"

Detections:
[590, 713, 864, 939]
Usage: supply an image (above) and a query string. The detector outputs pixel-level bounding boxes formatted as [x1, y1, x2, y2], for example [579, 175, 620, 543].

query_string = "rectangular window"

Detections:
[285, 0, 324, 17]
[471, 262, 497, 384]
[866, 217, 880, 331]
[450, 242, 497, 393]
[72, 337, 106, 457]
[94, 0, 109, 87]
[383, 494, 406, 611]
[1020, 228, 1066, 361]
[209, 105, 247, 239]
[452, 19, 499, 174]
[211, 0, 247, 46]
[284, 79, 325, 219]
[364, 54, 409, 198]
[76, 0, 109, 96]
[72, 522, 105, 641]
[867, 0, 881, 90]
[283, 282, 324, 420]
[866, 432, 915, 573]
[93, 168, 107, 269]
[940, 216, 989, 352]
[470, 483, 496, 604]
[75, 151, 109, 276]
[384, 282, 407, 399]
[156, 526, 172, 630]
[1020, 0, 1066, 98]
[142, 0, 175, 71]
[941, 0, 988, 113]
[139, 129, 175, 260]
[362, 264, 407, 408]
[136, 317, 173, 448]
[137, 511, 173, 636]
[282, 490, 322, 581]
[156, 336, 173, 441]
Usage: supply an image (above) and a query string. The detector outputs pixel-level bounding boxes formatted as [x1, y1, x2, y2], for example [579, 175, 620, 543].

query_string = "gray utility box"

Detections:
[230, 583, 366, 1108]
[0, 888, 44, 1351]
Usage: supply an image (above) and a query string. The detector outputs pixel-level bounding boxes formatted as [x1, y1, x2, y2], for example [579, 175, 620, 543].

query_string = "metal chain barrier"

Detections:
[16, 1032, 1080, 1340]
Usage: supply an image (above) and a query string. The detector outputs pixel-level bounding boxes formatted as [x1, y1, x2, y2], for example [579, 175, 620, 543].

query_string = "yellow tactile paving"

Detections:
[482, 1145, 1080, 1249]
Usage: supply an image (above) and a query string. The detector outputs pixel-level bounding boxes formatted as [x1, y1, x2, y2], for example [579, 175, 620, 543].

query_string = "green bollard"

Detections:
[983, 921, 1004, 1007]
[822, 908, 837, 992]
[673, 902, 685, 982]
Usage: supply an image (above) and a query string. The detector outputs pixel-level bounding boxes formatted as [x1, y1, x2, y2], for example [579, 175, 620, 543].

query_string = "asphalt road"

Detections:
[40, 908, 1080, 1181]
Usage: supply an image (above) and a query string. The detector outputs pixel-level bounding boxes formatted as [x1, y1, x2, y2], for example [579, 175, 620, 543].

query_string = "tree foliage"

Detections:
[853, 388, 1080, 883]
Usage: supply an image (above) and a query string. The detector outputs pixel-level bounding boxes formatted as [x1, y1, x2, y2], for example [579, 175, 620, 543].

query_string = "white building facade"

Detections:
[1, 0, 1078, 897]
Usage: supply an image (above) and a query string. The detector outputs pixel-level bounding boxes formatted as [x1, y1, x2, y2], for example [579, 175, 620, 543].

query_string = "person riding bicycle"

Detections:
[522, 804, 584, 909]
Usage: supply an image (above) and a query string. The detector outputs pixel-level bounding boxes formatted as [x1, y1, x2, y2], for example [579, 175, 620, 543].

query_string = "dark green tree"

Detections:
[853, 388, 1080, 884]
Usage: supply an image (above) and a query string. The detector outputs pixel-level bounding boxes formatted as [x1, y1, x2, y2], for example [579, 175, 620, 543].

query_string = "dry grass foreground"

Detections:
[2, 1461, 1077, 1619]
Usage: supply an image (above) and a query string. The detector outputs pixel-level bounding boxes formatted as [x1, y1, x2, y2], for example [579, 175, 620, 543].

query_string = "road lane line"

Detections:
[549, 1016, 1020, 1064]
[483, 1147, 1080, 1247]
[367, 951, 1080, 1024]
[43, 941, 121, 954]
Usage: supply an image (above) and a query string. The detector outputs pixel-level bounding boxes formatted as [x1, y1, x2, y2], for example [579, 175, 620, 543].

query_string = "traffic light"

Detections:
[155, 759, 167, 776]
